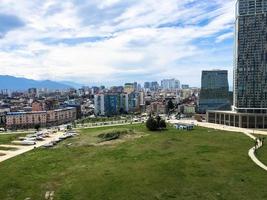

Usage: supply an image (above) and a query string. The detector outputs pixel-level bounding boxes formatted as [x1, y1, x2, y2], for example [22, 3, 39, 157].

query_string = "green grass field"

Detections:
[0, 125, 266, 200]
[257, 138, 267, 166]
[0, 146, 17, 151]
[0, 133, 27, 145]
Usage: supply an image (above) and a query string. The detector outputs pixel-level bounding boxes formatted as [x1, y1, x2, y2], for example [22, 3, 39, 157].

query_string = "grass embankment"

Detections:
[0, 125, 266, 200]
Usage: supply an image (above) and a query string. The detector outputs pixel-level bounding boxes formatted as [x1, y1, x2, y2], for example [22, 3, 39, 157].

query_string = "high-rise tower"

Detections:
[207, 0, 267, 128]
[234, 0, 267, 113]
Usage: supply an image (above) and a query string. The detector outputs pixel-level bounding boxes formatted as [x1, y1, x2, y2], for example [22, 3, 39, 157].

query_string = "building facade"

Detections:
[94, 92, 141, 116]
[207, 110, 267, 129]
[124, 83, 135, 94]
[199, 70, 230, 113]
[146, 101, 166, 115]
[234, 0, 267, 113]
[32, 100, 43, 112]
[5, 107, 77, 129]
[0, 108, 10, 128]
[94, 93, 122, 116]
[207, 0, 267, 128]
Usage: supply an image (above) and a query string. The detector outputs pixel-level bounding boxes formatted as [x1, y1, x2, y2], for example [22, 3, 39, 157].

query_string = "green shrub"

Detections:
[146, 116, 167, 131]
[146, 117, 158, 131]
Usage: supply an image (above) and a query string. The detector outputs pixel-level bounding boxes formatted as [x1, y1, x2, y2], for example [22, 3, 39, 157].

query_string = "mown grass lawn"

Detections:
[0, 133, 27, 145]
[256, 138, 267, 167]
[0, 125, 266, 200]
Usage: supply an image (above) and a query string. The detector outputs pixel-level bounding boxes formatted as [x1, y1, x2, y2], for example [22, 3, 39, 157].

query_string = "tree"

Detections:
[156, 115, 161, 127]
[34, 124, 41, 131]
[146, 116, 167, 131]
[146, 117, 158, 131]
[67, 125, 72, 130]
[159, 120, 167, 129]
[167, 100, 175, 112]
[72, 121, 77, 128]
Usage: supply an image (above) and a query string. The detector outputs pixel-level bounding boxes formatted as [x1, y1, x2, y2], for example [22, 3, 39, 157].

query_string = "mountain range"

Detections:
[0, 75, 77, 90]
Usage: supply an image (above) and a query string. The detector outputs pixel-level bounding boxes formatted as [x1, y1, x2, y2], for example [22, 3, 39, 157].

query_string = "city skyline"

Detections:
[0, 0, 235, 86]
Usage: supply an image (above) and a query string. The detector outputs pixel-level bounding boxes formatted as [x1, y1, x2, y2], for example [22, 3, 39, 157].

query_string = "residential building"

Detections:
[94, 93, 122, 116]
[94, 92, 141, 116]
[5, 107, 76, 129]
[0, 108, 9, 128]
[31, 100, 43, 112]
[124, 83, 135, 94]
[127, 92, 140, 113]
[146, 101, 166, 114]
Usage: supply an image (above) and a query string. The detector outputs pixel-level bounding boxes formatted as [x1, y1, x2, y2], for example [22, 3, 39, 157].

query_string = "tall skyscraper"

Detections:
[234, 0, 267, 113]
[199, 70, 230, 113]
[207, 0, 267, 128]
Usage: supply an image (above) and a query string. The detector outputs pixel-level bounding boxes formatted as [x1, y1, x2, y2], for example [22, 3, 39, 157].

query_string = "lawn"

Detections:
[0, 133, 27, 145]
[256, 138, 267, 167]
[0, 125, 266, 200]
[0, 146, 17, 151]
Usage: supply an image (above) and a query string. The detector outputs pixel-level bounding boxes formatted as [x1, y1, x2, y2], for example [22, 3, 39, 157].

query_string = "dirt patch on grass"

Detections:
[68, 128, 148, 148]
[94, 134, 148, 146]
[97, 129, 135, 141]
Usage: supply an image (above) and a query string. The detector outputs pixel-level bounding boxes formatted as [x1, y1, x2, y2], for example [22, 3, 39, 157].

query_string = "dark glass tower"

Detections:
[199, 70, 230, 113]
[234, 0, 267, 113]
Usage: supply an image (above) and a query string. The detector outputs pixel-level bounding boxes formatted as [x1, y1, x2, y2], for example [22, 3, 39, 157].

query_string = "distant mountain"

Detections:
[0, 75, 72, 90]
[59, 81, 84, 89]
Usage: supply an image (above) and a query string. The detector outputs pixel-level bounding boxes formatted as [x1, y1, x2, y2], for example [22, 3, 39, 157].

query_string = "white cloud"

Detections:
[216, 32, 234, 43]
[0, 0, 236, 86]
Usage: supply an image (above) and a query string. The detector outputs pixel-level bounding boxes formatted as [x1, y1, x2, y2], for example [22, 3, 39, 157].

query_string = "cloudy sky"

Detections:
[0, 0, 235, 87]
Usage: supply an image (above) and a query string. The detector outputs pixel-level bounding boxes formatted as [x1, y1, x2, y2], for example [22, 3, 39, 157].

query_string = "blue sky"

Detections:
[0, 0, 235, 87]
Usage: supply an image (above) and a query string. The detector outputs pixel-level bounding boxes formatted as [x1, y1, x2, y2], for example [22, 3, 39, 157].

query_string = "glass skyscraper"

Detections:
[234, 0, 267, 113]
[207, 0, 267, 128]
[199, 70, 230, 113]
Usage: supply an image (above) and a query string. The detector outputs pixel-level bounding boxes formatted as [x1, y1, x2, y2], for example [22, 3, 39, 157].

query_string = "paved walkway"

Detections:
[0, 132, 65, 163]
[169, 119, 267, 172]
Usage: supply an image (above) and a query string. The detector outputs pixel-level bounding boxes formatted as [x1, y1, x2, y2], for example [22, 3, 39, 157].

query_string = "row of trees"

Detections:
[146, 116, 167, 131]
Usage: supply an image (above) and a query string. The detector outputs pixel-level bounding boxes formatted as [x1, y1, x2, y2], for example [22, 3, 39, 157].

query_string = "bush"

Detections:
[146, 116, 167, 131]
[159, 120, 167, 129]
[34, 124, 41, 131]
[146, 117, 158, 131]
